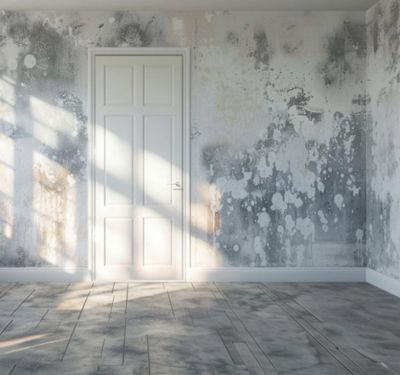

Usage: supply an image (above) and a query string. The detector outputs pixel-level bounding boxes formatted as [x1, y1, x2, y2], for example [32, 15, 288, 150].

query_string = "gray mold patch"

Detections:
[202, 101, 366, 267]
[384, 0, 400, 71]
[249, 30, 271, 70]
[41, 91, 87, 179]
[352, 94, 371, 106]
[109, 14, 156, 47]
[373, 5, 383, 53]
[6, 13, 31, 47]
[286, 87, 323, 123]
[322, 29, 349, 86]
[226, 31, 239, 45]
[7, 20, 77, 86]
[0, 246, 40, 267]
[282, 42, 299, 54]
[367, 193, 400, 278]
[321, 21, 366, 86]
[343, 21, 367, 58]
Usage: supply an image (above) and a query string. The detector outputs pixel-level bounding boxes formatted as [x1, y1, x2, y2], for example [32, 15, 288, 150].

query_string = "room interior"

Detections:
[0, 0, 399, 373]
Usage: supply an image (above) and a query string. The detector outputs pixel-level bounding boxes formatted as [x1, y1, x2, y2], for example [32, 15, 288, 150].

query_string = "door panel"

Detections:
[105, 218, 133, 266]
[104, 66, 134, 105]
[104, 116, 133, 205]
[143, 218, 173, 266]
[143, 115, 172, 206]
[144, 65, 173, 105]
[95, 55, 183, 280]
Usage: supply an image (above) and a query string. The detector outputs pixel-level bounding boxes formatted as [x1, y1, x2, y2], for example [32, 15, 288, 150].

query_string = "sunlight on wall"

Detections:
[0, 134, 14, 240]
[33, 151, 77, 268]
[0, 76, 16, 125]
[190, 183, 223, 267]
[0, 76, 16, 242]
[0, 134, 14, 198]
[30, 96, 76, 149]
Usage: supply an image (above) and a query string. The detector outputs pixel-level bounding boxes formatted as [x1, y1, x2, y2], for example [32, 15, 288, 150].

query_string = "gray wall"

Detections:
[0, 11, 367, 269]
[366, 0, 400, 281]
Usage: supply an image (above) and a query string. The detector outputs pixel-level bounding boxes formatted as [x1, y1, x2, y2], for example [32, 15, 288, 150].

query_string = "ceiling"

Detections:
[0, 0, 379, 11]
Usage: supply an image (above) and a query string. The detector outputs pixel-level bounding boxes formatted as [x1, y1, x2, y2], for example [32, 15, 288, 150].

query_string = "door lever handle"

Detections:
[167, 181, 183, 190]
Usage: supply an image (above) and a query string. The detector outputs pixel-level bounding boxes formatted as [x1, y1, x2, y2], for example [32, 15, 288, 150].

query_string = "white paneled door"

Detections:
[94, 55, 183, 280]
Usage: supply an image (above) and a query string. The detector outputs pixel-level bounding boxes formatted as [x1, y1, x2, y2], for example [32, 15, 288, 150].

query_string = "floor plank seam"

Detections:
[60, 289, 91, 361]
[122, 315, 127, 365]
[8, 364, 16, 375]
[0, 319, 13, 336]
[165, 287, 176, 319]
[0, 284, 16, 301]
[214, 283, 280, 375]
[146, 334, 151, 375]
[10, 289, 35, 317]
[261, 285, 364, 375]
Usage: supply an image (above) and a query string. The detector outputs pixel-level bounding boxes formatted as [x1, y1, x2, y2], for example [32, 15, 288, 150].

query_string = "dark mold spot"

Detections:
[321, 29, 349, 86]
[282, 42, 298, 54]
[0, 247, 39, 267]
[352, 94, 371, 106]
[226, 31, 239, 45]
[287, 87, 311, 108]
[7, 18, 77, 87]
[320, 21, 366, 86]
[344, 21, 367, 58]
[113, 11, 125, 23]
[27, 23, 75, 82]
[367, 193, 400, 276]
[287, 87, 323, 123]
[384, 0, 400, 71]
[370, 5, 383, 54]
[7, 23, 30, 47]
[249, 30, 271, 70]
[115, 18, 154, 47]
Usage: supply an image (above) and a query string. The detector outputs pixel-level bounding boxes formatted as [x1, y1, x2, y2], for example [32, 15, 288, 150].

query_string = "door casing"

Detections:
[88, 47, 191, 281]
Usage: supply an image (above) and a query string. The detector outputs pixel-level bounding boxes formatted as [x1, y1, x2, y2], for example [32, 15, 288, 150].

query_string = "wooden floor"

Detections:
[0, 282, 398, 374]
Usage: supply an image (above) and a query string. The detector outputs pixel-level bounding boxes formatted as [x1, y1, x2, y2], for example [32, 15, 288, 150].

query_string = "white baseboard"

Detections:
[188, 267, 366, 283]
[0, 267, 398, 298]
[0, 267, 92, 282]
[366, 268, 400, 298]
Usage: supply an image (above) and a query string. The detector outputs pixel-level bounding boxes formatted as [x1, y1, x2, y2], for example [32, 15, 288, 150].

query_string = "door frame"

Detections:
[88, 47, 191, 281]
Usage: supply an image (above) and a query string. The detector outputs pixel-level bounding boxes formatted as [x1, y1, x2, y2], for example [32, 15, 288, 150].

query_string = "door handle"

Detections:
[168, 181, 183, 190]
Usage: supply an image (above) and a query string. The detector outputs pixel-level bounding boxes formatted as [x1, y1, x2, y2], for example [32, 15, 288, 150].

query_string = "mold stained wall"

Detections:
[0, 11, 367, 269]
[366, 0, 400, 281]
